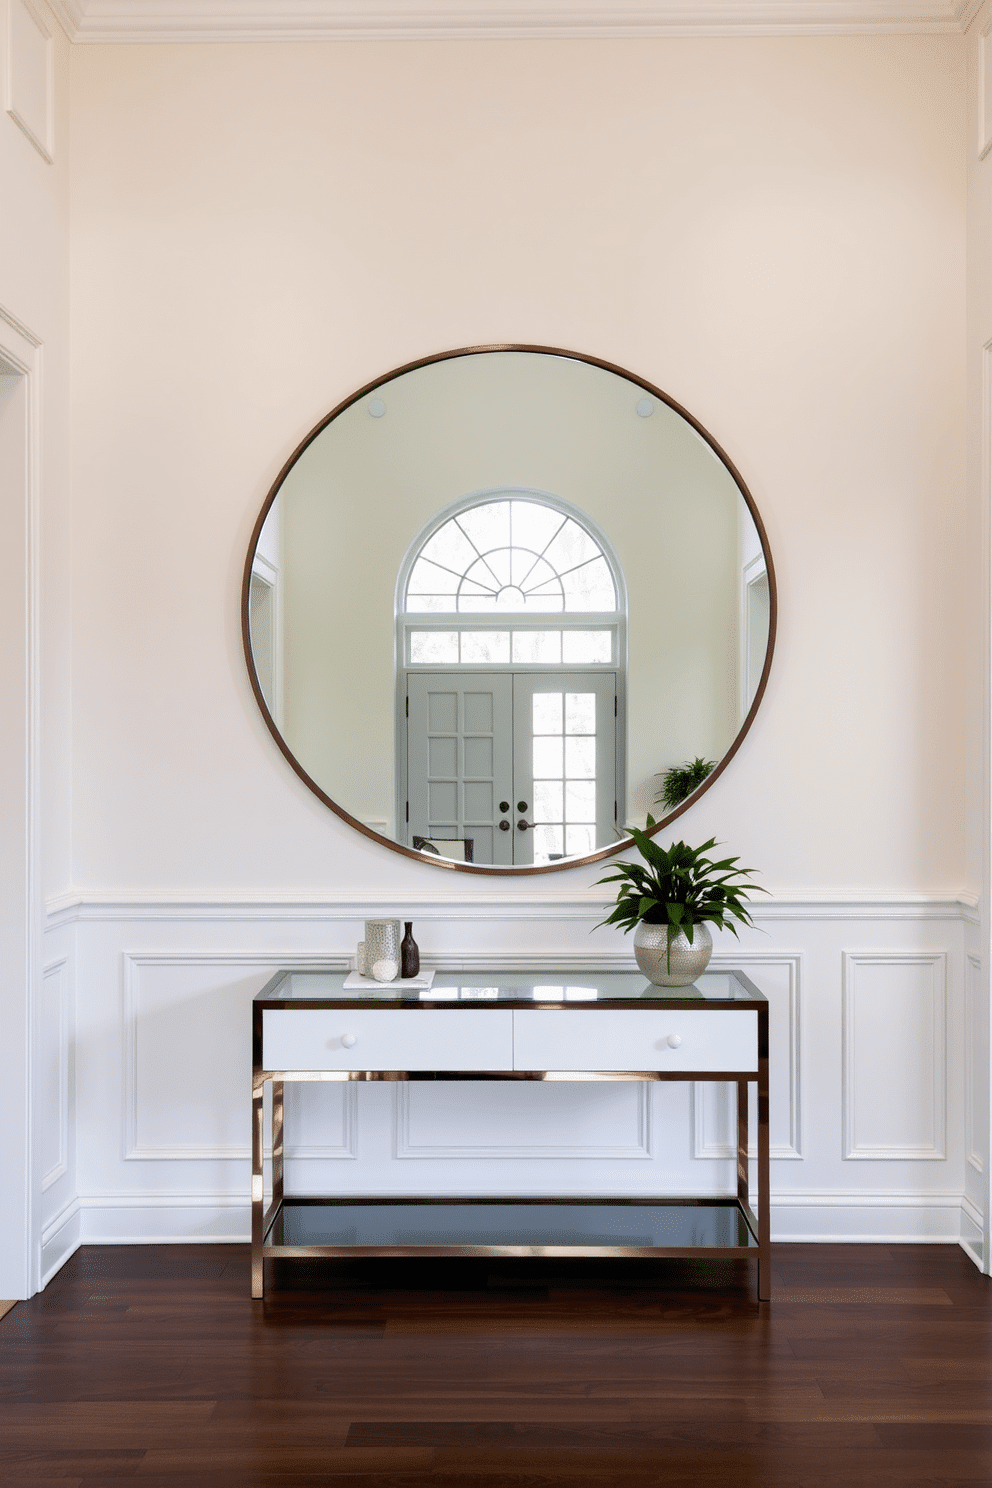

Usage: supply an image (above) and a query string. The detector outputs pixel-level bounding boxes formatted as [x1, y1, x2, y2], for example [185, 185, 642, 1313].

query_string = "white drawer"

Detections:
[512, 1008, 758, 1073]
[262, 1008, 513, 1072]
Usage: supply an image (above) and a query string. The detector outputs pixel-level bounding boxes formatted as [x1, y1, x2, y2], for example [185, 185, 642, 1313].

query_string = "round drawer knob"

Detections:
[341, 1033, 358, 1048]
[666, 1034, 682, 1049]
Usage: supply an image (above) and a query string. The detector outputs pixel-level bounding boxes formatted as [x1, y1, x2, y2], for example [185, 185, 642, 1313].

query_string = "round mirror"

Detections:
[242, 345, 776, 874]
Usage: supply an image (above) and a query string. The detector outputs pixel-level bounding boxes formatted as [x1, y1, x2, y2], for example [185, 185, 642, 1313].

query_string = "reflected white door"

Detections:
[511, 673, 617, 866]
[407, 674, 514, 866]
[407, 671, 617, 866]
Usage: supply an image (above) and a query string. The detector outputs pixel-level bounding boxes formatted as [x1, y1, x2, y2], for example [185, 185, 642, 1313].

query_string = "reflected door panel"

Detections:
[407, 674, 513, 866]
[407, 671, 617, 866]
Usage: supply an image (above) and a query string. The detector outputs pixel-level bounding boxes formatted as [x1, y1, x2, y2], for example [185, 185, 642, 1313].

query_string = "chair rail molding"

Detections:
[45, 888, 979, 929]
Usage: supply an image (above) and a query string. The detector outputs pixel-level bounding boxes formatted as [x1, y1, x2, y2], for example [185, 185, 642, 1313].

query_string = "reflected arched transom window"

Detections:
[405, 497, 617, 615]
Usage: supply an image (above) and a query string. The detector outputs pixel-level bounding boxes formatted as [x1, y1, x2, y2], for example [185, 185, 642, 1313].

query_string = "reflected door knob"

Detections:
[666, 1034, 682, 1049]
[341, 1033, 358, 1048]
[498, 819, 510, 831]
[517, 820, 535, 831]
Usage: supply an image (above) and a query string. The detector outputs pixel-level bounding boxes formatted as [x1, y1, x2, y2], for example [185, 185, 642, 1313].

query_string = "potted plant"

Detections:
[596, 819, 765, 986]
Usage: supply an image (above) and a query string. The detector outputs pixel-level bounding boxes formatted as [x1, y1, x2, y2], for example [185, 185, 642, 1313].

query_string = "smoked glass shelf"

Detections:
[265, 1197, 759, 1254]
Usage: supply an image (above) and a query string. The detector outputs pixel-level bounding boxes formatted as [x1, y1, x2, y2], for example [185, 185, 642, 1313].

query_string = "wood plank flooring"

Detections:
[0, 1243, 989, 1486]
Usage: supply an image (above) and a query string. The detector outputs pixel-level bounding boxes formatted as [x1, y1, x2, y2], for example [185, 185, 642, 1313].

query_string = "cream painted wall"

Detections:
[69, 34, 966, 896]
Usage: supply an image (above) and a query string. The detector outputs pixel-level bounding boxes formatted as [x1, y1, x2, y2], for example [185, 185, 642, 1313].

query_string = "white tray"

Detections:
[343, 968, 436, 991]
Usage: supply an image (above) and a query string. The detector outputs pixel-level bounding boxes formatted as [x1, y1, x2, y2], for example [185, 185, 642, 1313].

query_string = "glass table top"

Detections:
[255, 969, 765, 1005]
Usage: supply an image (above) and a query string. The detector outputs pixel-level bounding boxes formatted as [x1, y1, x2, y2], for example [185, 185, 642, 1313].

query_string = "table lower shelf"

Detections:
[261, 1196, 760, 1257]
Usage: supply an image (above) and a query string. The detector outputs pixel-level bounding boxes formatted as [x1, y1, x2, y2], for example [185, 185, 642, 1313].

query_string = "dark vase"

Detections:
[401, 922, 420, 979]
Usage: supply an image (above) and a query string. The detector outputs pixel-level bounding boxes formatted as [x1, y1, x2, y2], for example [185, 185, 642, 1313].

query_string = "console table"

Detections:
[252, 969, 770, 1299]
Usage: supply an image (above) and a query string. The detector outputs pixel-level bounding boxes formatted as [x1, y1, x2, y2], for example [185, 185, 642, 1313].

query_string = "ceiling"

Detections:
[43, 0, 982, 45]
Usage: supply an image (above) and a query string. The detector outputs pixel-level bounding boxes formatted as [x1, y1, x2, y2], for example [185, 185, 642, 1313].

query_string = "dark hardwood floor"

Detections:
[0, 1242, 990, 1486]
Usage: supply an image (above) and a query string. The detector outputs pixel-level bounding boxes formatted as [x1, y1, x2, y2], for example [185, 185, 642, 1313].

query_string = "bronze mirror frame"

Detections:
[241, 343, 778, 876]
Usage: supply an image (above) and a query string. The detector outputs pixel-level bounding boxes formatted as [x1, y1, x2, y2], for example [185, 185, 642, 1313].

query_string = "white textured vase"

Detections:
[633, 921, 713, 987]
[364, 918, 401, 983]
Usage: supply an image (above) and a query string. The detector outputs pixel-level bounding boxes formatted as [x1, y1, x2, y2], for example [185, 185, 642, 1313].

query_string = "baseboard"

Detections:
[71, 1189, 974, 1248]
[79, 1192, 251, 1244]
[770, 1189, 968, 1243]
[41, 1196, 82, 1286]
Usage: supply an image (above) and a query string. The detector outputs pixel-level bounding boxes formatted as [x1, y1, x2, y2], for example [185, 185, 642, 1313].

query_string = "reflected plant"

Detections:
[655, 757, 716, 811]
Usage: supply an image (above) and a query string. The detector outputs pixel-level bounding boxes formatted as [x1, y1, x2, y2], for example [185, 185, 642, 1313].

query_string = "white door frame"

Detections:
[0, 305, 43, 1299]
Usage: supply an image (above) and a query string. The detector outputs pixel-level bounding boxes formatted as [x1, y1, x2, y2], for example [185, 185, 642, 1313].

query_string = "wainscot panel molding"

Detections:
[40, 957, 68, 1189]
[121, 951, 355, 1161]
[691, 952, 802, 1161]
[842, 951, 948, 1161]
[966, 952, 984, 1172]
[58, 894, 976, 1260]
[43, 0, 981, 44]
[394, 1080, 653, 1161]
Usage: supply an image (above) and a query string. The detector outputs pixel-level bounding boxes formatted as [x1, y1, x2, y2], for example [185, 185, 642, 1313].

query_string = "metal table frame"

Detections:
[251, 970, 770, 1300]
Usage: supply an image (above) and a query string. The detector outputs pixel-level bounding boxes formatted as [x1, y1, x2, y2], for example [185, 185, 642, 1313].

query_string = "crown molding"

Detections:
[46, 0, 977, 45]
[43, 0, 84, 40]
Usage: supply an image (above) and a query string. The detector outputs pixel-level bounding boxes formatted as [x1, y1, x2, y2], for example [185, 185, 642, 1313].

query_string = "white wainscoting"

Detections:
[39, 891, 981, 1275]
[842, 951, 947, 1161]
[691, 951, 802, 1161]
[966, 952, 984, 1173]
[40, 956, 68, 1189]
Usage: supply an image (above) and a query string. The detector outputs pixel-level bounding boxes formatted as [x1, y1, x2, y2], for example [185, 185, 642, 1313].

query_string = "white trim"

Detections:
[41, 0, 80, 40]
[40, 956, 68, 1189]
[842, 951, 947, 1161]
[770, 1188, 970, 1243]
[69, 1187, 975, 1246]
[51, 0, 979, 45]
[980, 15, 992, 158]
[394, 1078, 652, 1160]
[4, 0, 54, 163]
[0, 307, 43, 1300]
[40, 1194, 80, 1285]
[966, 953, 983, 1172]
[45, 889, 979, 928]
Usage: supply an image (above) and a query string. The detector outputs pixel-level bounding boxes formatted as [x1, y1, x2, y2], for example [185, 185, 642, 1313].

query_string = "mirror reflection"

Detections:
[245, 348, 774, 871]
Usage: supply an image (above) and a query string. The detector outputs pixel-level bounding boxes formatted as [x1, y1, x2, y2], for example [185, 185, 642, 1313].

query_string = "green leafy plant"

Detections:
[656, 757, 716, 811]
[595, 819, 766, 970]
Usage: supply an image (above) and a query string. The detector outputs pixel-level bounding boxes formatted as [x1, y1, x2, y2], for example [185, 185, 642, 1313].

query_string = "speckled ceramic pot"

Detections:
[633, 921, 713, 987]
